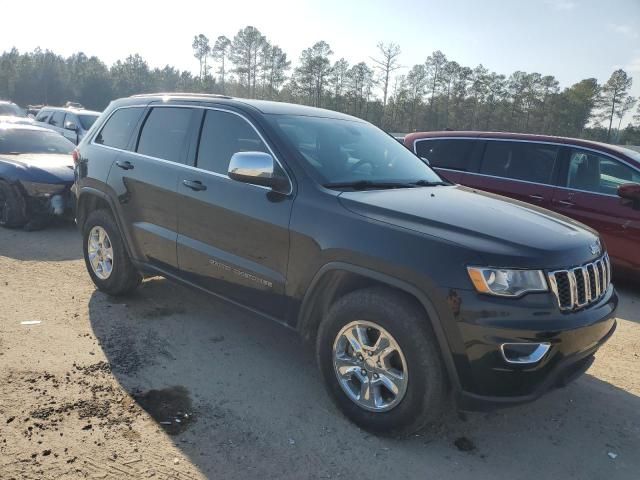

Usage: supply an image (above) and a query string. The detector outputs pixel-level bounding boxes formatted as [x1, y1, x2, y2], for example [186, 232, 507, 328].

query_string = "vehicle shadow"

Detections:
[0, 220, 81, 261]
[88, 277, 640, 479]
[613, 278, 640, 324]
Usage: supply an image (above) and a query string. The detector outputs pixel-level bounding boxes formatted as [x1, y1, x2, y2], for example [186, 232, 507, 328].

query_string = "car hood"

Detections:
[338, 185, 601, 269]
[0, 153, 74, 183]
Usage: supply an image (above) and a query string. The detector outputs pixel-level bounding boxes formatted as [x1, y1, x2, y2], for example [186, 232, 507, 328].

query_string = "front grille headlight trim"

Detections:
[548, 253, 611, 312]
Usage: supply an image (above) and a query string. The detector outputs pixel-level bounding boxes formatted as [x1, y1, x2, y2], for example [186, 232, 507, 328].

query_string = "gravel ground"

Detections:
[0, 223, 638, 479]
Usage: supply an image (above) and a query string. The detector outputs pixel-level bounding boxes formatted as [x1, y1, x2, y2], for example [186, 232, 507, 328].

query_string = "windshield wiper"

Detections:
[1, 152, 22, 155]
[323, 180, 418, 190]
[409, 180, 449, 187]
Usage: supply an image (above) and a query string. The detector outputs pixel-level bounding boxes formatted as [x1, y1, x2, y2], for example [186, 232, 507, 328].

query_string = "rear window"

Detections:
[0, 128, 74, 154]
[480, 141, 558, 184]
[415, 139, 479, 171]
[136, 107, 193, 163]
[94, 107, 144, 150]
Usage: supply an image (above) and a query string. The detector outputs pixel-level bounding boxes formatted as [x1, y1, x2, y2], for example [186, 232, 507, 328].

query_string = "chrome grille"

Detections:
[548, 254, 610, 311]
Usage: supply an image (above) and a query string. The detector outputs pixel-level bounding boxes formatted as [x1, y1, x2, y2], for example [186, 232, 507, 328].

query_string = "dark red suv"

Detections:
[404, 131, 640, 278]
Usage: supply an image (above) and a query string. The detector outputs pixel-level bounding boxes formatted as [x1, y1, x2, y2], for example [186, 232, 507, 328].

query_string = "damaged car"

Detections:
[0, 123, 75, 230]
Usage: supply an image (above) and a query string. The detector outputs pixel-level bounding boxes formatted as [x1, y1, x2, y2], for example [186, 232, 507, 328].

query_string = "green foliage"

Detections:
[0, 31, 636, 145]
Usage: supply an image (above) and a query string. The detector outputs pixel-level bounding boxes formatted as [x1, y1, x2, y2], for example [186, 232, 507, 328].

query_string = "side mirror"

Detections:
[228, 151, 289, 192]
[618, 183, 640, 209]
[64, 120, 78, 132]
[420, 156, 431, 166]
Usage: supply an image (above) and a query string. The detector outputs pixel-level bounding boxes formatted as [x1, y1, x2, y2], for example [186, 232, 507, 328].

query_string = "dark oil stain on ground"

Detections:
[133, 386, 195, 435]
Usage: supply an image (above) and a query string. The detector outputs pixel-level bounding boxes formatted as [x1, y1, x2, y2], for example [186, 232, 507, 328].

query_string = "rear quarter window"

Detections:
[480, 141, 558, 184]
[94, 107, 144, 150]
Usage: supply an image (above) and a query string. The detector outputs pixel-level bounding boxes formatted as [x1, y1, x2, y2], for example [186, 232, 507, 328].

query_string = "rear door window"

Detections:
[196, 110, 268, 175]
[414, 139, 479, 171]
[94, 107, 144, 150]
[49, 111, 65, 127]
[566, 149, 640, 195]
[136, 107, 193, 163]
[480, 141, 558, 184]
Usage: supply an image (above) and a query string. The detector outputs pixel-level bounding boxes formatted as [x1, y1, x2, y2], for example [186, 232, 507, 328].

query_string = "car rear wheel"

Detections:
[316, 287, 449, 436]
[0, 180, 28, 228]
[82, 209, 141, 296]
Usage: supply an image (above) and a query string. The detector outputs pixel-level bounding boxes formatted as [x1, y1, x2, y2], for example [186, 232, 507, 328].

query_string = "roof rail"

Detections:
[129, 92, 233, 99]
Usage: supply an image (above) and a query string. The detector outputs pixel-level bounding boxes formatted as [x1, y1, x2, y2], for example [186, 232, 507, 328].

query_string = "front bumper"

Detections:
[25, 184, 74, 218]
[446, 285, 618, 410]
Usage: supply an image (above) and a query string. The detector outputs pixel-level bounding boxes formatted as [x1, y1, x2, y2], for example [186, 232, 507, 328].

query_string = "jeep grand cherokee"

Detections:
[74, 93, 617, 436]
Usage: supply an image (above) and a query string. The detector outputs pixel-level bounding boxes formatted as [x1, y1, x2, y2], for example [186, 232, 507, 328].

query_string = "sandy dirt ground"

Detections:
[0, 223, 638, 480]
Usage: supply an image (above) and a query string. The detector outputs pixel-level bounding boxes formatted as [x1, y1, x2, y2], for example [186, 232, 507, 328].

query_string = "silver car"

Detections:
[35, 106, 100, 144]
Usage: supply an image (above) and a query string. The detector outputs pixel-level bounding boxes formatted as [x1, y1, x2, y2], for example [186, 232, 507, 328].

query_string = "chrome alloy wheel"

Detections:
[332, 320, 408, 412]
[87, 226, 114, 280]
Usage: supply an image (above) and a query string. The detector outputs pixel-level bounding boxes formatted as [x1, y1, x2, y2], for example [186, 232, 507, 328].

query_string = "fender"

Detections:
[76, 186, 139, 263]
[297, 261, 461, 391]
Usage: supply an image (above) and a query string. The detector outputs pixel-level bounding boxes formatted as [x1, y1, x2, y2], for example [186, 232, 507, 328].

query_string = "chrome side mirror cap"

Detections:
[228, 151, 288, 192]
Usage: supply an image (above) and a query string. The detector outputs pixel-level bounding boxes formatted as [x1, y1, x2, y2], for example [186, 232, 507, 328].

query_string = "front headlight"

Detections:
[467, 267, 548, 297]
[21, 181, 66, 197]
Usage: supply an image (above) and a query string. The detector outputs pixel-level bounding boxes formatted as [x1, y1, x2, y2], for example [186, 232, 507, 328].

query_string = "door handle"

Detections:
[183, 179, 207, 191]
[528, 194, 544, 201]
[558, 200, 574, 207]
[115, 160, 134, 170]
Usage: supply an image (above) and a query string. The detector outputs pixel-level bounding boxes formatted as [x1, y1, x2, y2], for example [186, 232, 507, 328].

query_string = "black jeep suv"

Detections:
[74, 93, 617, 435]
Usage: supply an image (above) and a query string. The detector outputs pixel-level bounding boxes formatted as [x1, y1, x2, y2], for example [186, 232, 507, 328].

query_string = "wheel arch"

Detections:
[297, 262, 461, 390]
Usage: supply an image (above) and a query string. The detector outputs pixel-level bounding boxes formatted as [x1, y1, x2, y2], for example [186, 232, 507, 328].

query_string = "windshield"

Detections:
[267, 114, 443, 186]
[78, 114, 99, 130]
[0, 129, 75, 154]
[0, 103, 26, 117]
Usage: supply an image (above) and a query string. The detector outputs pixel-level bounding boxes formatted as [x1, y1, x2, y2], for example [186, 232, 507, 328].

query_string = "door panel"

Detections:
[552, 148, 640, 273]
[176, 108, 293, 318]
[462, 172, 556, 208]
[177, 173, 292, 317]
[104, 106, 194, 270]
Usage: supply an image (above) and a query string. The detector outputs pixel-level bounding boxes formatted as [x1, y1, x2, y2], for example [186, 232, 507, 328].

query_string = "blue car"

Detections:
[0, 123, 75, 230]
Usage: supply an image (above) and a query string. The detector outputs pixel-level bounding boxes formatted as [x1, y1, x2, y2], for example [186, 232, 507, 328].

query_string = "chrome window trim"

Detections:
[413, 136, 640, 198]
[90, 104, 293, 195]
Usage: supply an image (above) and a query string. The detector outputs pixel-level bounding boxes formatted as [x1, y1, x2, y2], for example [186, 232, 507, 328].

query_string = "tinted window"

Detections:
[197, 110, 268, 174]
[36, 109, 51, 122]
[0, 128, 74, 154]
[49, 111, 65, 127]
[480, 141, 558, 184]
[415, 139, 478, 171]
[567, 149, 640, 195]
[78, 114, 99, 130]
[136, 107, 192, 163]
[94, 107, 143, 149]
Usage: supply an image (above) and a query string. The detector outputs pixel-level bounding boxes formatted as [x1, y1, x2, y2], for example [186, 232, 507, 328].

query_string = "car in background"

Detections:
[35, 106, 100, 144]
[404, 131, 640, 278]
[0, 123, 75, 230]
[0, 100, 35, 125]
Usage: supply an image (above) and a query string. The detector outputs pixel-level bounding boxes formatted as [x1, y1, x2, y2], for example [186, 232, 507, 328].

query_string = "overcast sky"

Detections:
[2, 0, 639, 118]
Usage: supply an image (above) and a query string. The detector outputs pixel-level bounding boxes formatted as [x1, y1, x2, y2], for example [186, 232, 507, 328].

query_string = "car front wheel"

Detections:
[316, 287, 449, 436]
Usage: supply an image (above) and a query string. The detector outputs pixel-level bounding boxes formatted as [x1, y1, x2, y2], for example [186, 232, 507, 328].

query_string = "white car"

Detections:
[35, 106, 100, 145]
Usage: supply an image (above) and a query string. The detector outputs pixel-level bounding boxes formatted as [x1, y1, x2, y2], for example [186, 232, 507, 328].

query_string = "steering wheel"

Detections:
[348, 159, 375, 173]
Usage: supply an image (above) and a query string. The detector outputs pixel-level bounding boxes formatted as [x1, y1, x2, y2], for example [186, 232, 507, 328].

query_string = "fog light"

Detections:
[50, 194, 65, 215]
[500, 343, 550, 364]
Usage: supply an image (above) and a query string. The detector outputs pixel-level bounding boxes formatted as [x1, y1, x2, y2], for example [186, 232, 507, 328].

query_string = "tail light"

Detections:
[72, 148, 80, 166]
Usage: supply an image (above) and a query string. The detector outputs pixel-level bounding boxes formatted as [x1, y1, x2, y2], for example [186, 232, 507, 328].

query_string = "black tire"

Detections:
[0, 180, 28, 228]
[82, 209, 141, 296]
[316, 287, 449, 436]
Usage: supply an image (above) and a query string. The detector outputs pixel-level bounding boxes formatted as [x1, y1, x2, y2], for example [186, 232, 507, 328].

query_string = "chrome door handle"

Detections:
[528, 194, 544, 201]
[558, 200, 574, 207]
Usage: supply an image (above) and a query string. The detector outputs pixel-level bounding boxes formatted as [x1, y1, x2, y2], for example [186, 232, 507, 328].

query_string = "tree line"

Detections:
[1, 25, 639, 144]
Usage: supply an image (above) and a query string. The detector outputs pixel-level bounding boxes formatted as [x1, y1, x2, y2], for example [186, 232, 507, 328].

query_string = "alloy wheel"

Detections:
[87, 226, 114, 280]
[332, 320, 408, 412]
